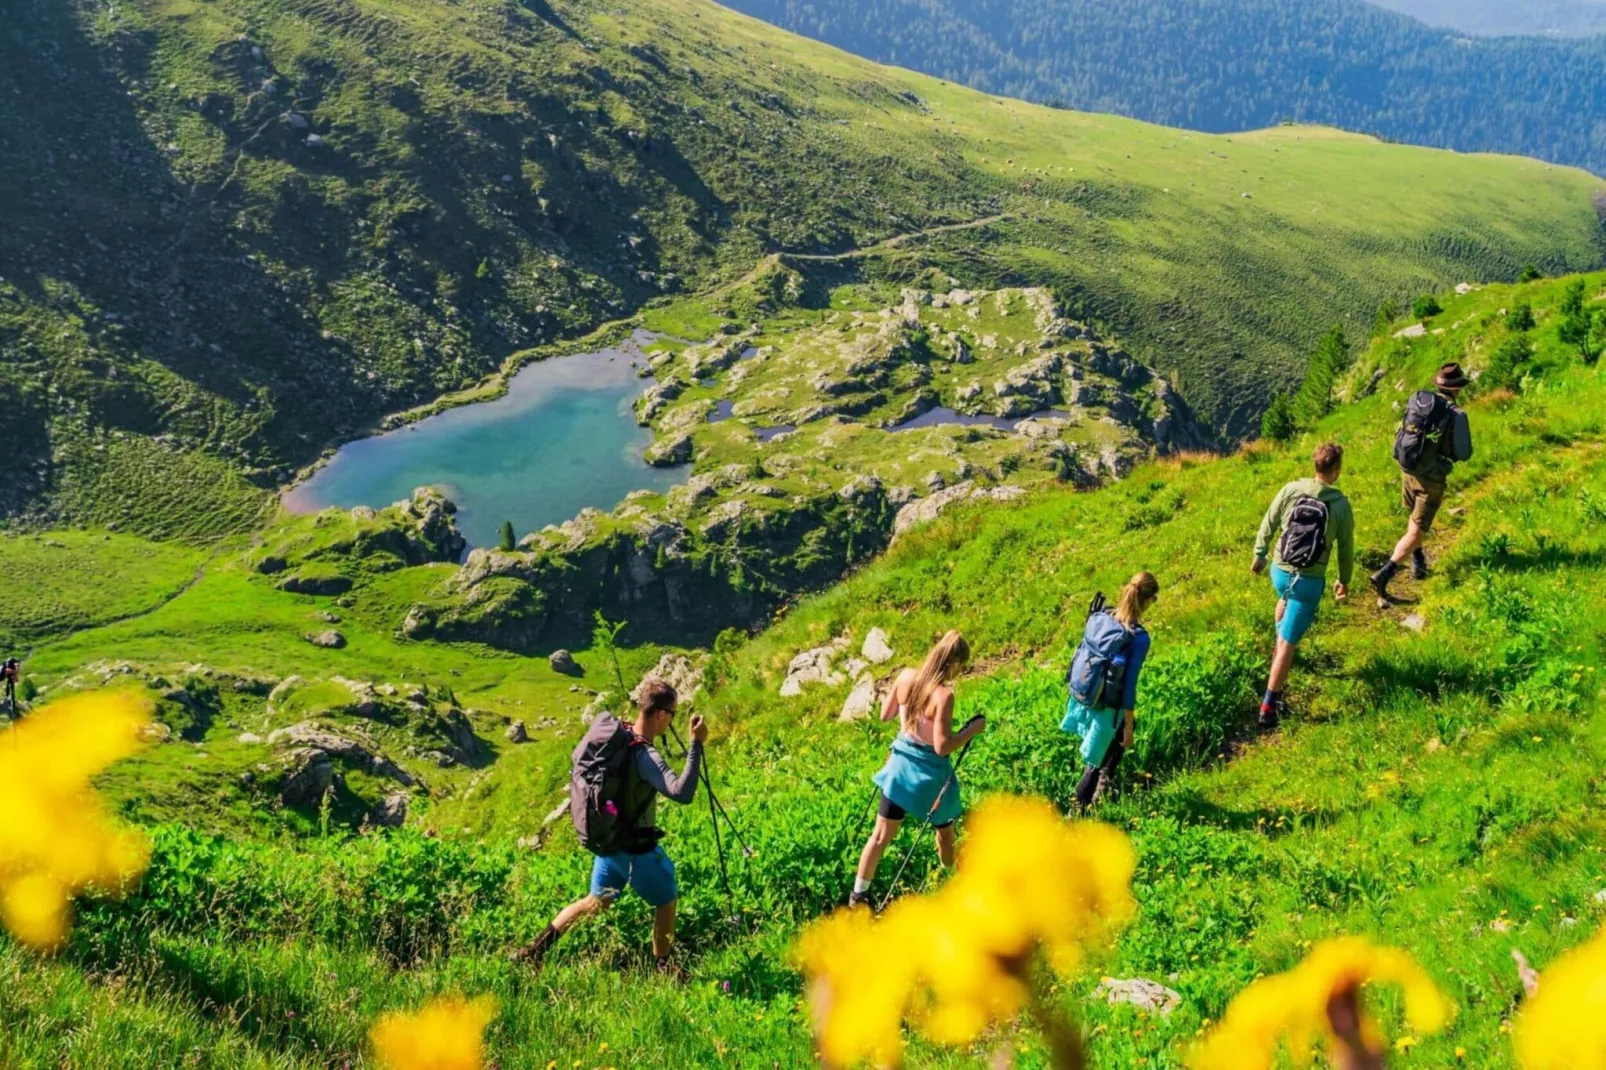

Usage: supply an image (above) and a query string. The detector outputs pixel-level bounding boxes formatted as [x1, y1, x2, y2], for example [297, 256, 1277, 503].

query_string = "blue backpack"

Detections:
[1066, 593, 1134, 711]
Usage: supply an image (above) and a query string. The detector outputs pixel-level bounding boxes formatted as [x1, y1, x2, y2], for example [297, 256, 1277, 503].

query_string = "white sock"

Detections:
[853, 877, 871, 895]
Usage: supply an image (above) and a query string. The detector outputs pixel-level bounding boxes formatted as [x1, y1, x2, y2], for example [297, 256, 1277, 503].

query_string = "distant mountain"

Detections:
[1371, 0, 1606, 37]
[720, 0, 1606, 174]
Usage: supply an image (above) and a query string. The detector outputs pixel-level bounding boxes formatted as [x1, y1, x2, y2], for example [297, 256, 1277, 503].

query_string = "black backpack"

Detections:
[1394, 390, 1455, 477]
[1277, 496, 1330, 570]
[569, 712, 655, 856]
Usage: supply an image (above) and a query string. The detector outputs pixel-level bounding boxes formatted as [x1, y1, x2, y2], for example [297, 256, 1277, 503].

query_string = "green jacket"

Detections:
[1253, 478, 1354, 586]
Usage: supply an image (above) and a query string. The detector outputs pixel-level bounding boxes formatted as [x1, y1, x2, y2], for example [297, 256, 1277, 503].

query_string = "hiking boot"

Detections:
[509, 925, 559, 971]
[847, 890, 874, 911]
[1369, 562, 1398, 600]
[1257, 704, 1281, 731]
[1411, 549, 1430, 581]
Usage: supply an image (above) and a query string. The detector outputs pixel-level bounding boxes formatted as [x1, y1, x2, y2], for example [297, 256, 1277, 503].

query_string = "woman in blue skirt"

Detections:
[849, 630, 985, 909]
[1061, 572, 1159, 811]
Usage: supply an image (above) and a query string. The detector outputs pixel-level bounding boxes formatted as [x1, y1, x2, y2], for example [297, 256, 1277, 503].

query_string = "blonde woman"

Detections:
[1061, 572, 1159, 811]
[849, 630, 983, 909]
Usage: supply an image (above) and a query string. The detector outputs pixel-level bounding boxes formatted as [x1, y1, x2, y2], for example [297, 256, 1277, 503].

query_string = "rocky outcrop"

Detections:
[269, 720, 415, 806]
[892, 481, 1027, 538]
[371, 792, 410, 828]
[633, 653, 708, 707]
[780, 636, 852, 697]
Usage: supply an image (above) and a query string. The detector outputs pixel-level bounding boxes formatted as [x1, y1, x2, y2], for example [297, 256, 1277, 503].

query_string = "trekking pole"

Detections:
[874, 737, 977, 914]
[668, 724, 748, 929]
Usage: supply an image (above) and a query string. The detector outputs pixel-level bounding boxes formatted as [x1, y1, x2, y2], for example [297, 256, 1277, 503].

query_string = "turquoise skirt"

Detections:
[872, 735, 962, 827]
[1060, 695, 1118, 766]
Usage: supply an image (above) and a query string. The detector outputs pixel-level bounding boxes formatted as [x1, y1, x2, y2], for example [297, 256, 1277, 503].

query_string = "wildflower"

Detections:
[1513, 927, 1606, 1068]
[796, 794, 1136, 1066]
[370, 994, 498, 1070]
[1189, 938, 1451, 1070]
[0, 690, 152, 950]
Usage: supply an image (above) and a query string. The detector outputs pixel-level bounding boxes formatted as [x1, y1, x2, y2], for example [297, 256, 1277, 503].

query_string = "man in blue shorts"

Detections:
[1250, 443, 1354, 729]
[516, 678, 705, 975]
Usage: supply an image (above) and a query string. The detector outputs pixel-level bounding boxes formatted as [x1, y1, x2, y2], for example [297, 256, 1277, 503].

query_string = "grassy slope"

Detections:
[2, 0, 1603, 541]
[2, 275, 1604, 1066]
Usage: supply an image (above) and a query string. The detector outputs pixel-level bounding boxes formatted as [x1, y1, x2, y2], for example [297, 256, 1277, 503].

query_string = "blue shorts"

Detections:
[590, 846, 678, 907]
[1271, 565, 1326, 644]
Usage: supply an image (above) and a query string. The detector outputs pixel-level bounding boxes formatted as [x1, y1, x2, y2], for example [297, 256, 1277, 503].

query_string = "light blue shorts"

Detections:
[590, 846, 678, 907]
[1271, 565, 1326, 644]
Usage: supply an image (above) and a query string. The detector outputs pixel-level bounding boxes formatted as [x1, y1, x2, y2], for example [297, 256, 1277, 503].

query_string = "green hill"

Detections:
[722, 0, 1606, 174]
[2, 273, 1603, 1066]
[1375, 0, 1606, 36]
[3, 0, 1604, 535]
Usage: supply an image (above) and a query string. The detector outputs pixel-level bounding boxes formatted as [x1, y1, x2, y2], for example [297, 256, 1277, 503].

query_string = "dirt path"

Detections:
[782, 213, 1015, 263]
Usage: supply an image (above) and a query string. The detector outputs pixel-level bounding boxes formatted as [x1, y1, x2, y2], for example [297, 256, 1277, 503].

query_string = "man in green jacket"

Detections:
[1250, 443, 1355, 729]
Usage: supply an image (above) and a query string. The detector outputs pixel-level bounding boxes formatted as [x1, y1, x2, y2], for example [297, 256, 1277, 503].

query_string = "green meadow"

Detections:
[1, 273, 1602, 1066]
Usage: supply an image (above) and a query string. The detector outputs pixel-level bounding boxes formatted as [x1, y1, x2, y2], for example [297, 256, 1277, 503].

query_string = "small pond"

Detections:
[282, 331, 684, 550]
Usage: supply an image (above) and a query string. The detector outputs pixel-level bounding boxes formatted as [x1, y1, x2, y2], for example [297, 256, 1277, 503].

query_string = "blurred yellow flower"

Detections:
[796, 794, 1135, 1066]
[1514, 927, 1606, 1069]
[1189, 937, 1451, 1070]
[371, 994, 498, 1070]
[0, 690, 152, 950]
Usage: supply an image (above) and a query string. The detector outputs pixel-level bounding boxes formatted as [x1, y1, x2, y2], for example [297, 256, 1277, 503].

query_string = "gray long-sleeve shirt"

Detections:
[630, 739, 703, 831]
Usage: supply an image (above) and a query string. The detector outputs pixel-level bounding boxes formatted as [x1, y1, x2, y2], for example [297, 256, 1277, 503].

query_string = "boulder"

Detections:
[505, 719, 529, 744]
[304, 630, 346, 649]
[371, 792, 410, 828]
[838, 674, 878, 722]
[278, 572, 353, 596]
[862, 628, 895, 665]
[1394, 323, 1428, 339]
[1094, 978, 1182, 1017]
[549, 649, 580, 675]
[780, 637, 852, 697]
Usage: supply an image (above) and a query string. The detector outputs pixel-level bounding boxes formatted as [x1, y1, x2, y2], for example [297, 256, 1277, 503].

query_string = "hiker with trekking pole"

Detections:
[1251, 442, 1355, 729]
[515, 678, 704, 976]
[1060, 572, 1159, 812]
[1371, 362, 1473, 601]
[847, 630, 983, 910]
[1, 658, 19, 720]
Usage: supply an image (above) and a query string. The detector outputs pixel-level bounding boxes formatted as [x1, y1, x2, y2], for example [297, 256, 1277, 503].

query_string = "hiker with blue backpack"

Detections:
[1370, 363, 1473, 600]
[515, 678, 705, 975]
[848, 630, 983, 909]
[1061, 572, 1159, 812]
[1251, 442, 1355, 728]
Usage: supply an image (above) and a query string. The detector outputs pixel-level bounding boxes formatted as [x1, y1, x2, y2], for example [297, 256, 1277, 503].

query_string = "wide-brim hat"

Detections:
[1435, 362, 1470, 390]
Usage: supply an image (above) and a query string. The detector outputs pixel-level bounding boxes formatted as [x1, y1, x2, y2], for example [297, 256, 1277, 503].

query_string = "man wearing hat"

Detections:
[1371, 362, 1473, 599]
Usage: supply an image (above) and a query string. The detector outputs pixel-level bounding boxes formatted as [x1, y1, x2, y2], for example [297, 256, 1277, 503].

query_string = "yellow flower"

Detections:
[1189, 938, 1451, 1070]
[1514, 927, 1606, 1068]
[0, 690, 152, 950]
[795, 794, 1136, 1065]
[371, 994, 498, 1070]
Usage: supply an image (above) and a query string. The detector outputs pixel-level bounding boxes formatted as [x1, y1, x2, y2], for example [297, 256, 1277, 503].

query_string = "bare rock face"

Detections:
[278, 753, 336, 806]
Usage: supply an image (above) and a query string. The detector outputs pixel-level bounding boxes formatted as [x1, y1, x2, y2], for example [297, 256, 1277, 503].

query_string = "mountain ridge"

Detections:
[719, 0, 1606, 175]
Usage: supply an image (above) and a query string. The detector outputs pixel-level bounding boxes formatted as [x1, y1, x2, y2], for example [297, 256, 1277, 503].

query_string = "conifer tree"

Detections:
[498, 520, 516, 552]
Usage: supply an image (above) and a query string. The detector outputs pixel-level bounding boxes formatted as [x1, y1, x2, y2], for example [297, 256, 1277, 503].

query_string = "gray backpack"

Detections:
[569, 712, 650, 856]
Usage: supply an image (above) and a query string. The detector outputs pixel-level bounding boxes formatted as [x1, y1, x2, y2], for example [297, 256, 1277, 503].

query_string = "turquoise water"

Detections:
[282, 332, 684, 550]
